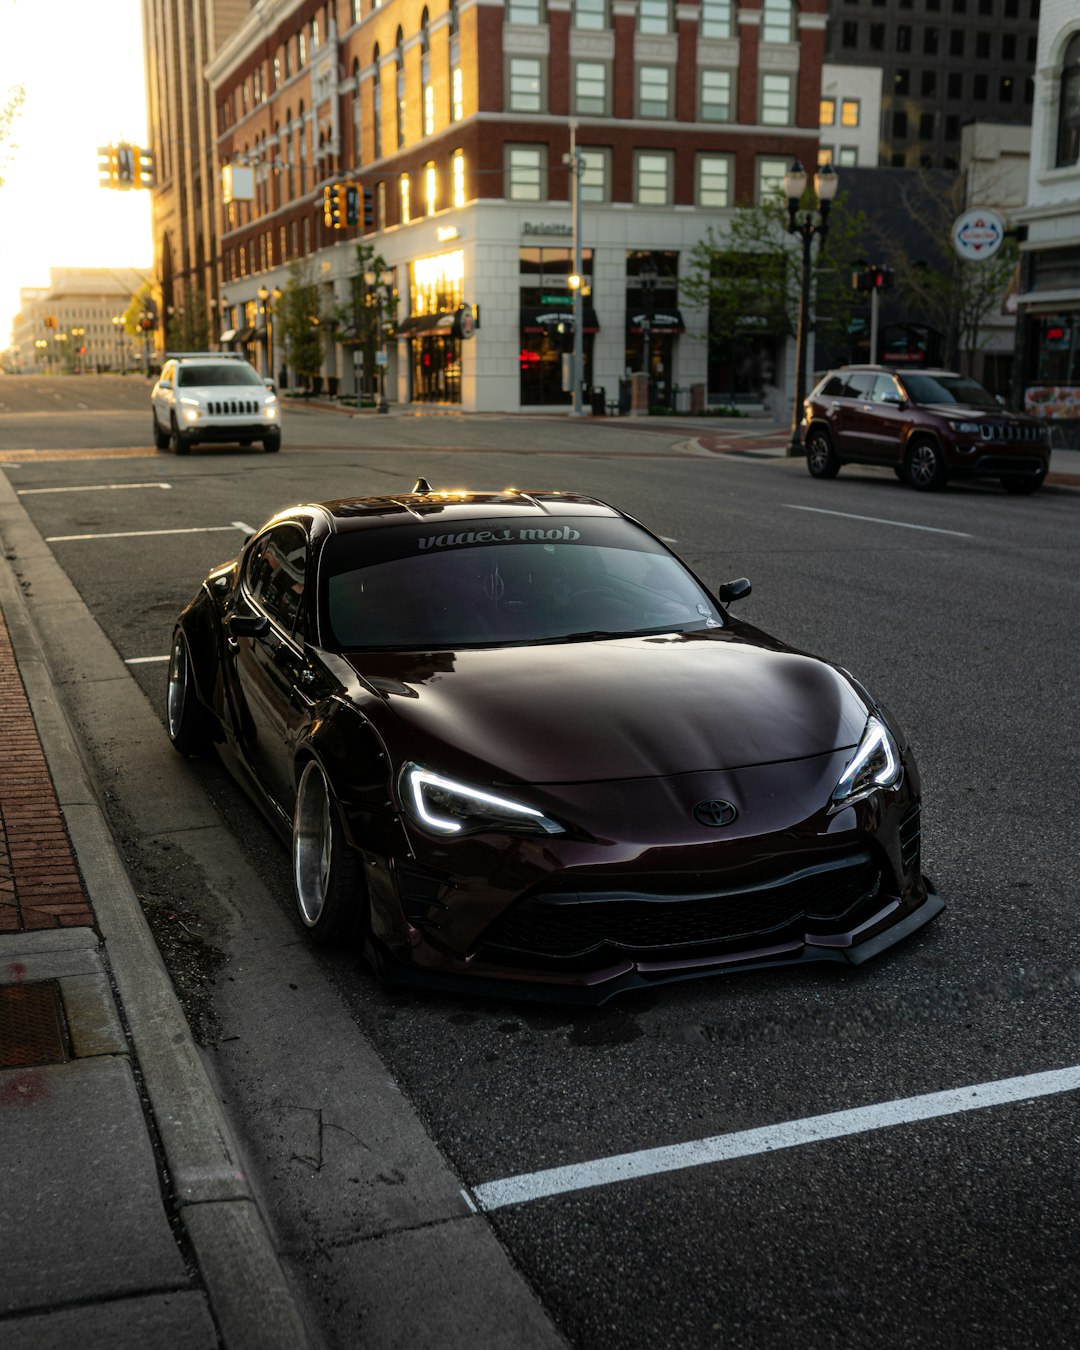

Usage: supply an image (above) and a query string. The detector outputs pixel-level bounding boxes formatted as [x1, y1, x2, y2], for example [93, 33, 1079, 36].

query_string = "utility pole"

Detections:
[564, 121, 585, 417]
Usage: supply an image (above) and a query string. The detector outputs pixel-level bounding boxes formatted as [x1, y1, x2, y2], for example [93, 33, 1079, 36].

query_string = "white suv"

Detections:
[151, 354, 282, 455]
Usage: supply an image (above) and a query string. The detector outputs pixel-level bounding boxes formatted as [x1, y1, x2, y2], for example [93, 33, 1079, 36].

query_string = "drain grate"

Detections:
[0, 980, 70, 1068]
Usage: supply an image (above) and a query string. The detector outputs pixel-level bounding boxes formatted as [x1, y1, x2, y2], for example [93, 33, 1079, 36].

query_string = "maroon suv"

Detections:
[802, 365, 1050, 494]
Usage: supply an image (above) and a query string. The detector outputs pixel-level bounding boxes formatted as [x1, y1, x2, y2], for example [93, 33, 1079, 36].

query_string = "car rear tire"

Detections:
[1000, 472, 1044, 495]
[806, 427, 840, 479]
[263, 434, 281, 453]
[153, 414, 170, 451]
[905, 438, 947, 491]
[166, 630, 213, 757]
[292, 761, 367, 945]
[170, 414, 192, 456]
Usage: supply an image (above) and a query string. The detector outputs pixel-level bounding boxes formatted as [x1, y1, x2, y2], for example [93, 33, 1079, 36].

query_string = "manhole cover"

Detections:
[0, 981, 70, 1068]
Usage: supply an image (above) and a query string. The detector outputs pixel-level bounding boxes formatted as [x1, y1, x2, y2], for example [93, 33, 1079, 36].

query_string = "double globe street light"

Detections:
[364, 268, 395, 413]
[783, 159, 838, 457]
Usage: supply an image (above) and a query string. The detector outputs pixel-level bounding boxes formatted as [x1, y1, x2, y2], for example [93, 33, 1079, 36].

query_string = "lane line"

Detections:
[45, 523, 251, 542]
[18, 482, 172, 495]
[783, 504, 973, 538]
[468, 1064, 1080, 1212]
[233, 520, 256, 534]
[125, 655, 170, 665]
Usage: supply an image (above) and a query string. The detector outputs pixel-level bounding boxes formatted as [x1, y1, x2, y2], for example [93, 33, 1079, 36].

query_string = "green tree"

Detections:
[279, 261, 325, 389]
[0, 83, 25, 188]
[682, 190, 868, 400]
[165, 287, 211, 351]
[333, 242, 391, 401]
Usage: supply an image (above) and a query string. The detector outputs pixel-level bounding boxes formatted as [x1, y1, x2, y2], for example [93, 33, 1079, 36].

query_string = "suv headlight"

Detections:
[830, 716, 903, 809]
[948, 419, 981, 434]
[179, 396, 202, 423]
[400, 763, 564, 836]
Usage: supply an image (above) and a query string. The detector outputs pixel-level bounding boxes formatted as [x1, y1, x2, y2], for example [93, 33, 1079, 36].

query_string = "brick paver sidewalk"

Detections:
[0, 607, 93, 933]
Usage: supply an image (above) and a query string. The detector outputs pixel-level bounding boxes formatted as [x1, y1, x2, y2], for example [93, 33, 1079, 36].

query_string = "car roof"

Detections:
[267, 489, 624, 535]
[165, 352, 250, 362]
[826, 364, 960, 378]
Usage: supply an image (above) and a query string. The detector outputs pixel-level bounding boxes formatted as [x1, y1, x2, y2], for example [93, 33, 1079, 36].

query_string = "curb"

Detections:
[0, 473, 313, 1349]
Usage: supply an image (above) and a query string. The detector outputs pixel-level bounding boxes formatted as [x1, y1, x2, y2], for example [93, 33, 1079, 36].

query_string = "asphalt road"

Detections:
[3, 376, 1080, 1350]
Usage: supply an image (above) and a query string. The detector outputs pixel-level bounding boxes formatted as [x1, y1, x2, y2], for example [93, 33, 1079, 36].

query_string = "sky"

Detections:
[0, 0, 153, 343]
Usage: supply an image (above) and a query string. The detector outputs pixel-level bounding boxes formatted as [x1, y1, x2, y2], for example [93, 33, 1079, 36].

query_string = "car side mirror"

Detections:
[264, 377, 276, 391]
[880, 392, 904, 406]
[716, 578, 751, 604]
[227, 611, 270, 638]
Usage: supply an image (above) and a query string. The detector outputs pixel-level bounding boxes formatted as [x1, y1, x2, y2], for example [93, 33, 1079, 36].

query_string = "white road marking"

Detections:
[467, 1064, 1080, 1212]
[124, 655, 170, 665]
[45, 522, 253, 542]
[18, 482, 172, 495]
[783, 504, 973, 538]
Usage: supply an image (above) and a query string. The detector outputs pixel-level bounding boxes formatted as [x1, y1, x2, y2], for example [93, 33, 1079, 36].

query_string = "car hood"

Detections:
[923, 402, 1023, 420]
[345, 630, 869, 784]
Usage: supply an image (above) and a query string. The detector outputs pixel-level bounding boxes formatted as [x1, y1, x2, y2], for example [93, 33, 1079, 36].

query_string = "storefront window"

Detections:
[407, 249, 465, 404]
[519, 247, 596, 406]
[1033, 315, 1080, 385]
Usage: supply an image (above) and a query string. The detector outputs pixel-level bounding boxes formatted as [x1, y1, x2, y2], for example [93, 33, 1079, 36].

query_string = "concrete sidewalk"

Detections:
[0, 555, 312, 1345]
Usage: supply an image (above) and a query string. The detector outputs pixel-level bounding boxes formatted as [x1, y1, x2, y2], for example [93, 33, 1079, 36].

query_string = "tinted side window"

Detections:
[842, 372, 875, 398]
[818, 375, 845, 396]
[245, 524, 309, 636]
[870, 374, 902, 403]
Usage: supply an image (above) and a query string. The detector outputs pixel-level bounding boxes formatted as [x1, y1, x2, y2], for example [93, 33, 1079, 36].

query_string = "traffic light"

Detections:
[363, 185, 374, 229]
[344, 184, 360, 227]
[116, 142, 136, 188]
[853, 265, 895, 292]
[98, 144, 119, 189]
[135, 146, 155, 188]
[323, 184, 341, 228]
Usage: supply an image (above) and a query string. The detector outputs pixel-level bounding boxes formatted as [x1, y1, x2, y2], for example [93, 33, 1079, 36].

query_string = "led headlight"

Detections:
[830, 715, 903, 809]
[400, 763, 564, 836]
[948, 419, 980, 434]
[263, 402, 279, 419]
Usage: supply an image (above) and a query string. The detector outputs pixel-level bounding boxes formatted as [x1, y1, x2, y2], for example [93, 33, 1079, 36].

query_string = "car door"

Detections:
[228, 523, 317, 818]
[153, 360, 176, 430]
[833, 371, 879, 457]
[860, 373, 909, 463]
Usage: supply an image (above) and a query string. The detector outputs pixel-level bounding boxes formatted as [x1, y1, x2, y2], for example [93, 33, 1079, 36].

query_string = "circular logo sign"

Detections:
[458, 308, 475, 339]
[693, 800, 738, 828]
[951, 209, 1005, 262]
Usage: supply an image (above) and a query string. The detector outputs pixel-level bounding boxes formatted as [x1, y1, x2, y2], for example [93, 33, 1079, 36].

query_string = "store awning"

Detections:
[520, 306, 600, 335]
[626, 308, 685, 335]
[218, 329, 238, 343]
[234, 326, 257, 343]
[397, 311, 459, 338]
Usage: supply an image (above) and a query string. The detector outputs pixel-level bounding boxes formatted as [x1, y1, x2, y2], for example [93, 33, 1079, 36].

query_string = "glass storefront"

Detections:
[1023, 311, 1080, 419]
[406, 249, 464, 404]
[625, 251, 682, 408]
[519, 247, 594, 406]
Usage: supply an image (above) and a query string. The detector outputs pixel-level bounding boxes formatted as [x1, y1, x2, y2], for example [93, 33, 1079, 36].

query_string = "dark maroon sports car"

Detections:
[166, 483, 943, 1002]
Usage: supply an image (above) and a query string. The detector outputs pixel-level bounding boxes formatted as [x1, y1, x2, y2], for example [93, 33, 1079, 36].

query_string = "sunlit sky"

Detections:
[0, 0, 153, 344]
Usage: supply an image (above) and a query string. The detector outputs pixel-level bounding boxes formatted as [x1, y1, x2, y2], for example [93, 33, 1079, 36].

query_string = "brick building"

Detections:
[202, 0, 827, 412]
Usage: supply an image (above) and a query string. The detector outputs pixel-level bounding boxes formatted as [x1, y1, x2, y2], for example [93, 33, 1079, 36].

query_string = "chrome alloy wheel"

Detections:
[907, 440, 944, 490]
[166, 633, 190, 741]
[293, 761, 333, 927]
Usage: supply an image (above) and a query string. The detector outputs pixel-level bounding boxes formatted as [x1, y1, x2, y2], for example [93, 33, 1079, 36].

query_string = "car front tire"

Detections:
[166, 630, 213, 756]
[292, 761, 367, 946]
[263, 433, 281, 453]
[170, 414, 192, 456]
[906, 438, 947, 491]
[806, 426, 841, 479]
[152, 412, 170, 450]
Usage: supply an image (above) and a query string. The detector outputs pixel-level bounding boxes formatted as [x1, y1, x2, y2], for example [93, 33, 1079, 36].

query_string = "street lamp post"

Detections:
[55, 332, 69, 373]
[71, 326, 86, 374]
[363, 268, 395, 413]
[638, 252, 658, 406]
[783, 159, 838, 457]
[256, 286, 282, 382]
[563, 120, 586, 417]
[35, 338, 48, 373]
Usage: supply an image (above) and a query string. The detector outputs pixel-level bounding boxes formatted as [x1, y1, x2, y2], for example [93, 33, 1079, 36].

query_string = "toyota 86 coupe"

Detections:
[166, 481, 944, 1002]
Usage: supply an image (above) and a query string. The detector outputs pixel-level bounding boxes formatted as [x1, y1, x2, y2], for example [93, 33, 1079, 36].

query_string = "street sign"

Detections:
[951, 209, 1005, 261]
[375, 351, 388, 366]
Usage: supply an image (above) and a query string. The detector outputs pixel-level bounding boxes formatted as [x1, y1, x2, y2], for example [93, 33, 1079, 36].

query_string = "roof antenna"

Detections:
[412, 477, 433, 495]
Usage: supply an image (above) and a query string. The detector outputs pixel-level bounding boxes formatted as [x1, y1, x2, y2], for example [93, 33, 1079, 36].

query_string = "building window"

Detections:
[1058, 34, 1080, 167]
[450, 0, 462, 122]
[869, 23, 885, 50]
[893, 110, 908, 138]
[452, 150, 466, 207]
[635, 151, 671, 203]
[820, 97, 836, 126]
[998, 75, 1014, 103]
[377, 180, 387, 226]
[760, 74, 792, 125]
[424, 162, 437, 215]
[697, 154, 731, 207]
[507, 0, 542, 22]
[841, 20, 857, 47]
[947, 72, 962, 98]
[298, 31, 307, 68]
[761, 0, 793, 43]
[756, 157, 788, 202]
[922, 70, 937, 95]
[638, 0, 670, 34]
[945, 115, 960, 140]
[919, 111, 935, 137]
[638, 66, 671, 118]
[574, 62, 608, 115]
[895, 69, 910, 96]
[976, 32, 990, 58]
[421, 10, 434, 134]
[949, 30, 964, 56]
[897, 25, 911, 51]
[400, 172, 411, 222]
[573, 0, 607, 28]
[973, 73, 988, 99]
[373, 49, 383, 158]
[580, 148, 609, 202]
[510, 57, 543, 112]
[508, 146, 545, 200]
[818, 145, 834, 166]
[840, 98, 860, 127]
[700, 0, 733, 39]
[923, 27, 939, 55]
[837, 145, 858, 166]
[700, 69, 733, 122]
[396, 32, 406, 148]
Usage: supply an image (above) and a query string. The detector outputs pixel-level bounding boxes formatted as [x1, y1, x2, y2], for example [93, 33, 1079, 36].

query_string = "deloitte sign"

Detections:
[951, 209, 1006, 261]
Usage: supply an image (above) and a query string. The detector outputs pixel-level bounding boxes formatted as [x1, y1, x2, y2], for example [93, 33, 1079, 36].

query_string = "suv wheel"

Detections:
[906, 438, 947, 491]
[263, 433, 281, 453]
[152, 413, 170, 451]
[170, 414, 192, 456]
[806, 427, 840, 479]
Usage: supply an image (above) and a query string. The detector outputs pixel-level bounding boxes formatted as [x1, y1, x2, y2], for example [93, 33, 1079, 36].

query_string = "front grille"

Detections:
[978, 422, 1042, 444]
[206, 399, 260, 416]
[478, 852, 883, 961]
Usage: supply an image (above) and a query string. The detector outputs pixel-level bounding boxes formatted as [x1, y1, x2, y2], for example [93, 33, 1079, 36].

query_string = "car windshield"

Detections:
[322, 516, 724, 649]
[177, 363, 264, 387]
[901, 373, 999, 408]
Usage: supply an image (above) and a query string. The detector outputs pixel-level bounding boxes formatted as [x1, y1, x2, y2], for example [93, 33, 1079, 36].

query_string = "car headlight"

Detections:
[400, 763, 564, 836]
[948, 419, 981, 434]
[263, 402, 279, 419]
[830, 715, 903, 809]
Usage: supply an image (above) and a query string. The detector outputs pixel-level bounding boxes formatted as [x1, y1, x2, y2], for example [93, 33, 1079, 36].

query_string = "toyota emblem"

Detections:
[693, 799, 738, 828]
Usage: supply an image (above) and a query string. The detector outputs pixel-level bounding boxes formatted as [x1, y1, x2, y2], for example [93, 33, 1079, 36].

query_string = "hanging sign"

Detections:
[951, 209, 1005, 261]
